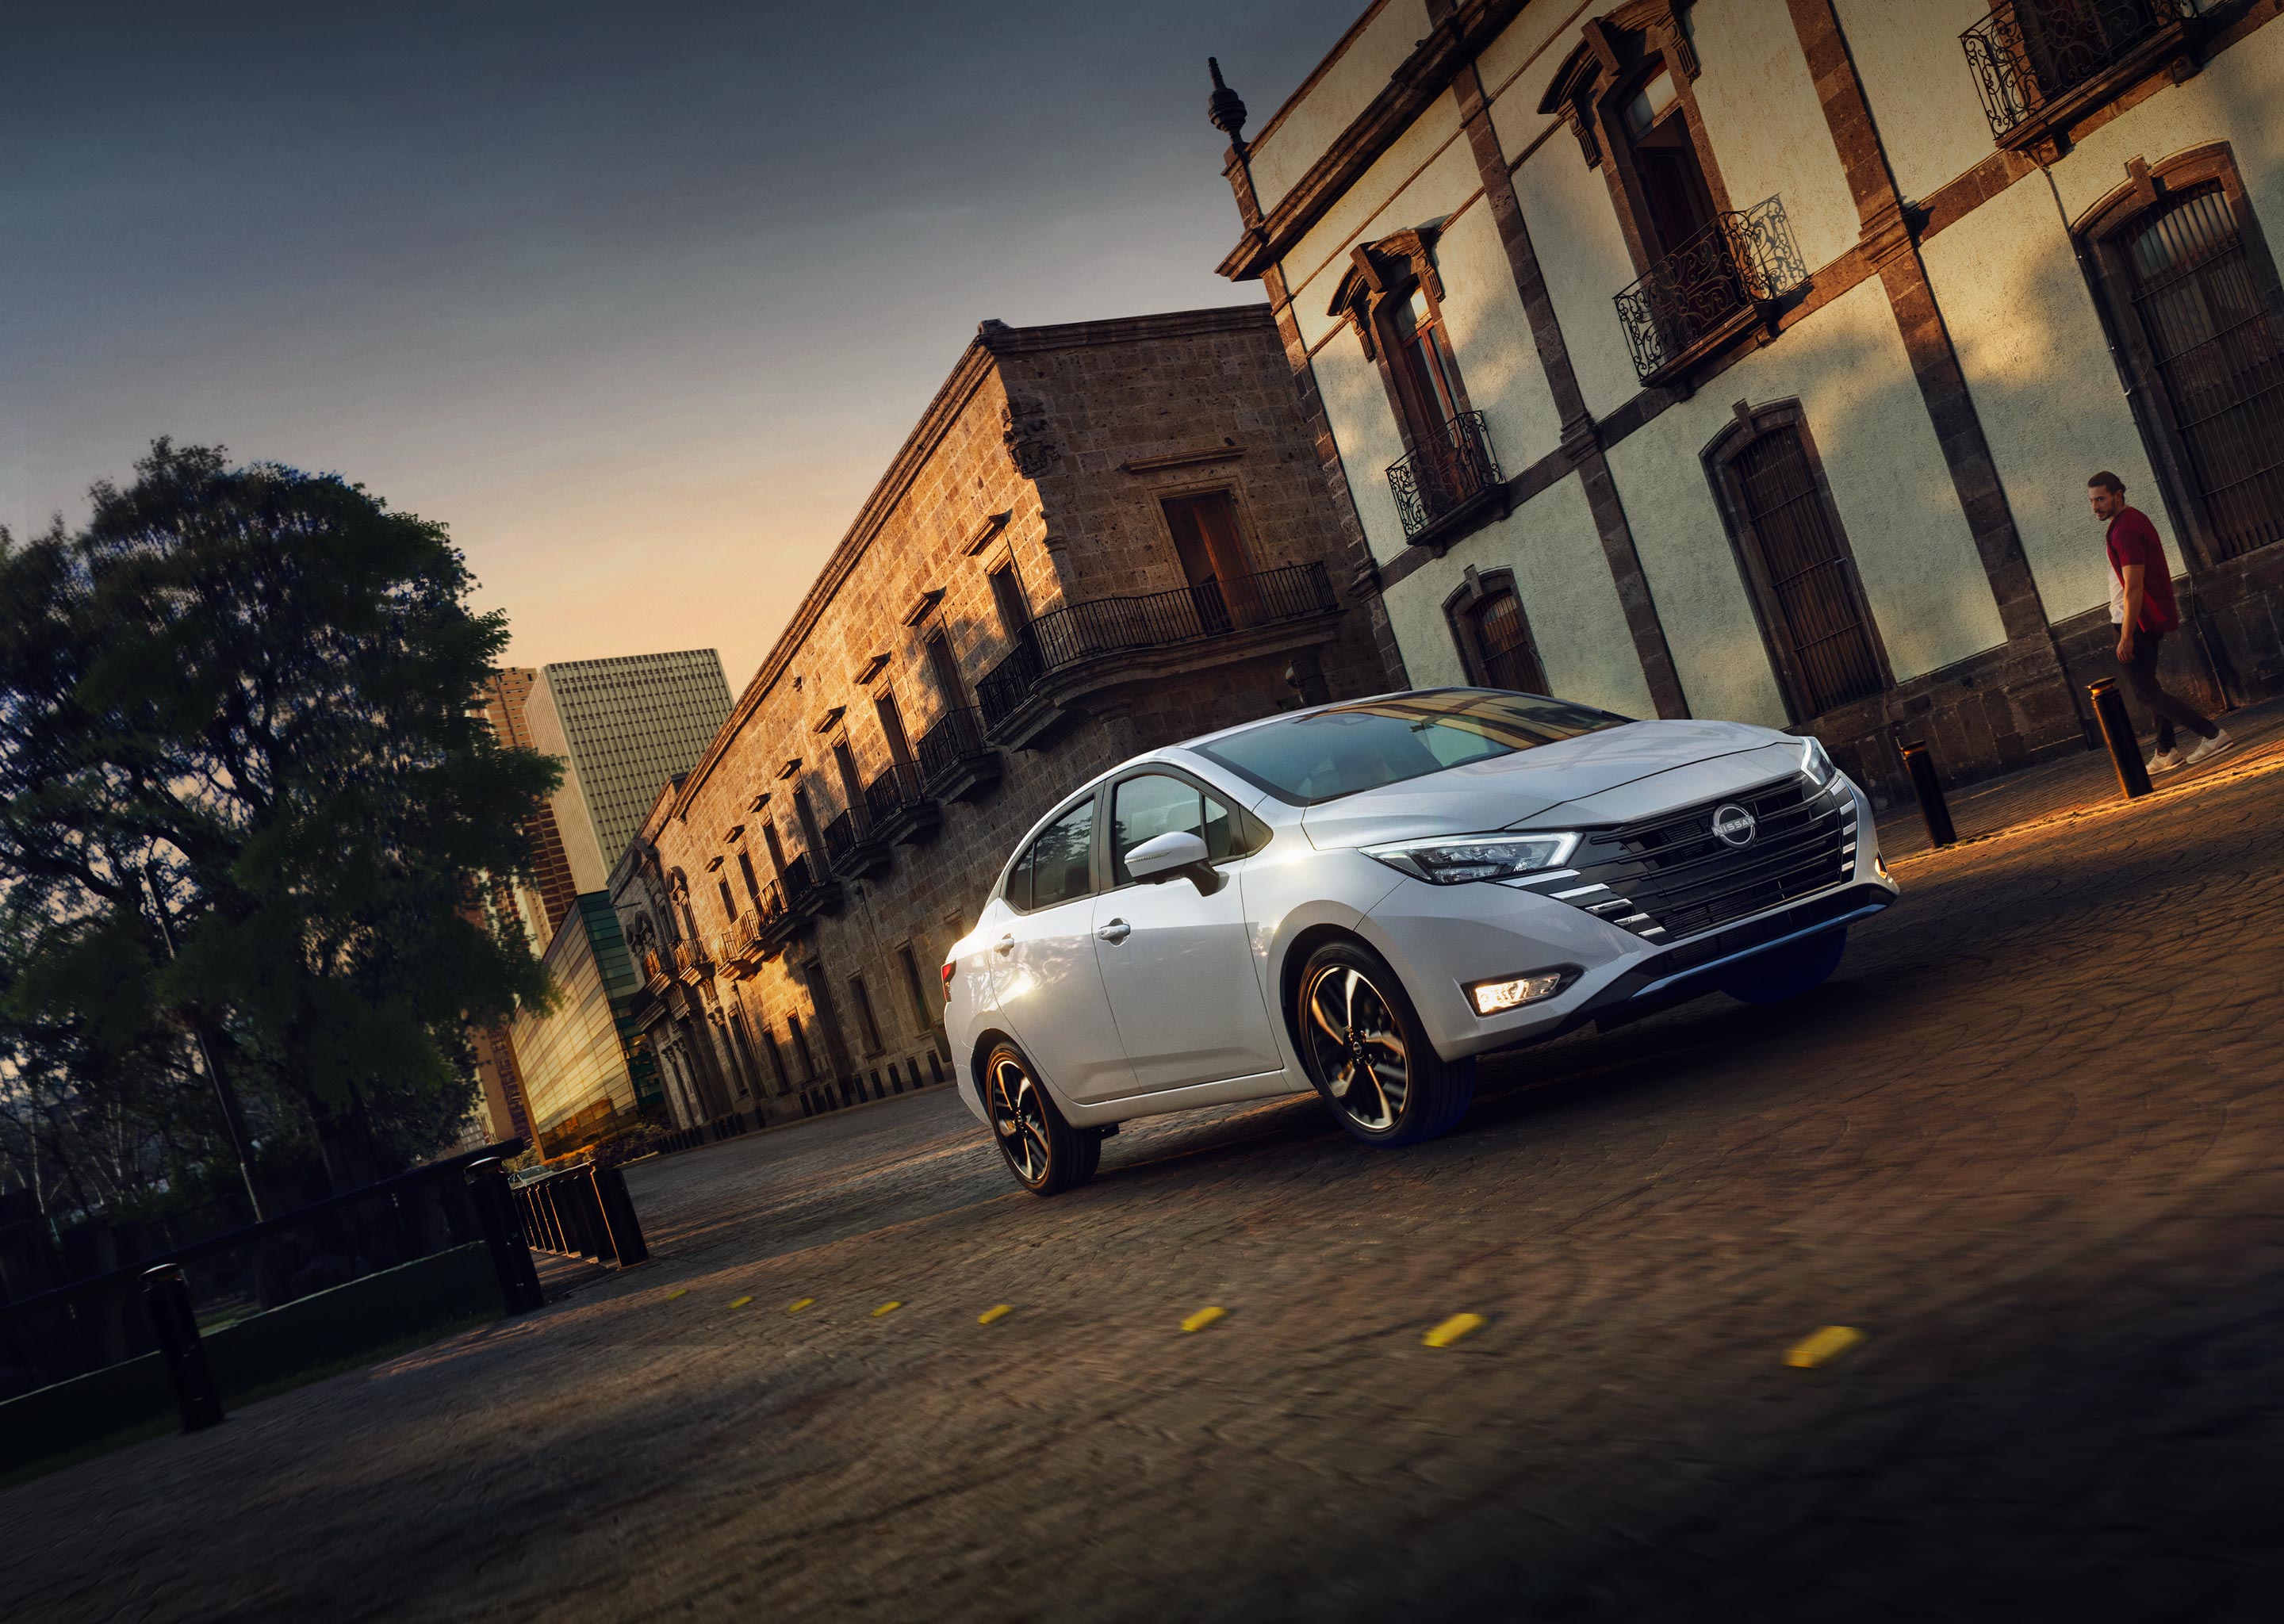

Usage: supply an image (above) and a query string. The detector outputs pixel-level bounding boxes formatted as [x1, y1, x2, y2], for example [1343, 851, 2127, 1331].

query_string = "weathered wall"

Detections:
[1246, 0, 1434, 213]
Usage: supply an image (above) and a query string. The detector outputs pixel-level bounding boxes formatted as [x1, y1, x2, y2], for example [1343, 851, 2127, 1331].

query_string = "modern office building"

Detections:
[525, 651, 736, 894]
[508, 893, 667, 1159]
[478, 667, 581, 950]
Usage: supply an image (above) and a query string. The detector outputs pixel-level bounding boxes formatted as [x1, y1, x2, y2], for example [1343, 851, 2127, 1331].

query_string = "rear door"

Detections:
[987, 793, 1136, 1102]
[1091, 770, 1282, 1094]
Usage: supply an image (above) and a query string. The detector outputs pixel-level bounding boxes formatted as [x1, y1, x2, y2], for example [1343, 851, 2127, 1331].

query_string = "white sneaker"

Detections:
[2146, 746, 2186, 774]
[2180, 729, 2236, 768]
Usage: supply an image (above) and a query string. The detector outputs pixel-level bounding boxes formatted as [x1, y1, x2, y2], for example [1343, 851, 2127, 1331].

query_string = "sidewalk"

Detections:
[1876, 691, 2284, 861]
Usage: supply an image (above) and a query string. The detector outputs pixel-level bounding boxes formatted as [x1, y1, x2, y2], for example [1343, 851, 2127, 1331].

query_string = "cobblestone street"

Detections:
[6, 752, 2282, 1623]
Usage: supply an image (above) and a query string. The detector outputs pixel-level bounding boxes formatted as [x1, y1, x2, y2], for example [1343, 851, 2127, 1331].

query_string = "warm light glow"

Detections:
[1470, 971, 1565, 1016]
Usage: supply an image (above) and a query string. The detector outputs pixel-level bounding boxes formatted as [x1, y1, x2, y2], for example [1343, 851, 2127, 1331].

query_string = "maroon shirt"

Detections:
[2106, 506, 2180, 634]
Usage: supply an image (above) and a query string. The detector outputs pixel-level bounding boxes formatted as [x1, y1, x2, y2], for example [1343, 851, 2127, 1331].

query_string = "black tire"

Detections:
[1293, 940, 1475, 1147]
[1719, 927, 1847, 1005]
[981, 1042, 1098, 1196]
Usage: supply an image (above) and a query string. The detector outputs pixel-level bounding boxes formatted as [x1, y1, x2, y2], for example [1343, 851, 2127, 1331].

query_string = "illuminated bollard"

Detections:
[1897, 739, 1956, 848]
[2088, 677, 2153, 800]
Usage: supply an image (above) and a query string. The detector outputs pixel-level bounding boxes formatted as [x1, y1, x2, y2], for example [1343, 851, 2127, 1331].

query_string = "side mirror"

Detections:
[1124, 830, 1222, 894]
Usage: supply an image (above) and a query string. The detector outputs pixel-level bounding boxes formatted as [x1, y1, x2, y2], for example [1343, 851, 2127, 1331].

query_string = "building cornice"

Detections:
[1218, 0, 1529, 284]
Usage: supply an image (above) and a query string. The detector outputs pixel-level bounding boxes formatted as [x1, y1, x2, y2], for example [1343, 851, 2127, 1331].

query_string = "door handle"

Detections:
[993, 933, 1015, 956]
[1096, 918, 1131, 944]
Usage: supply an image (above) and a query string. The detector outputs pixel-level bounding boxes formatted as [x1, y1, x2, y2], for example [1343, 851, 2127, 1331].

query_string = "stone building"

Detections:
[1204, 0, 2284, 795]
[623, 307, 1396, 1128]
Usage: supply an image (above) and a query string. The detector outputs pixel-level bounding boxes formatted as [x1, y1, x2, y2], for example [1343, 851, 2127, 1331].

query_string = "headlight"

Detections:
[1363, 831, 1579, 885]
[1799, 735, 1837, 785]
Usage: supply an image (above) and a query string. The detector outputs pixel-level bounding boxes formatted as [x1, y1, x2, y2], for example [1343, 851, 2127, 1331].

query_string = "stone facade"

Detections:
[1208, 0, 2284, 804]
[619, 306, 1396, 1131]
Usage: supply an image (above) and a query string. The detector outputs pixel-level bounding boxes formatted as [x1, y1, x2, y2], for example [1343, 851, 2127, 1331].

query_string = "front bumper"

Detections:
[1359, 774, 1895, 1060]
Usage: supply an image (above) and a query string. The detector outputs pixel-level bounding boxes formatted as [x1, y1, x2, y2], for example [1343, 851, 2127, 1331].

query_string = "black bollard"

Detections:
[592, 1164, 650, 1267]
[1897, 739, 1956, 848]
[143, 1264, 224, 1433]
[2088, 678, 2153, 799]
[465, 1158, 544, 1315]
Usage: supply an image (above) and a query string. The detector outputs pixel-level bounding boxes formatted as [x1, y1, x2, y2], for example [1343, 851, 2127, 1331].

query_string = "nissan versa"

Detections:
[944, 688, 1898, 1195]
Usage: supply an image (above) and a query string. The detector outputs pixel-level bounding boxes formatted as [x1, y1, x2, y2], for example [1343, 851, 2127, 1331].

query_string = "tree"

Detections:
[0, 440, 558, 1201]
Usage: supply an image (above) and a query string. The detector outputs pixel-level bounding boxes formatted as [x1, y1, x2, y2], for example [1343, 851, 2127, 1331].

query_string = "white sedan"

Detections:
[944, 688, 1897, 1195]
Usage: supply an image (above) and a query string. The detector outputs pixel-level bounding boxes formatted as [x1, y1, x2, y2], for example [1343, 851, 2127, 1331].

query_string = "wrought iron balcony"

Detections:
[1387, 412, 1503, 548]
[822, 804, 892, 883]
[780, 848, 844, 921]
[643, 948, 671, 993]
[973, 561, 1339, 736]
[1615, 196, 1807, 385]
[671, 936, 710, 982]
[864, 758, 942, 846]
[914, 704, 1002, 802]
[755, 876, 806, 951]
[1961, 0, 2194, 145]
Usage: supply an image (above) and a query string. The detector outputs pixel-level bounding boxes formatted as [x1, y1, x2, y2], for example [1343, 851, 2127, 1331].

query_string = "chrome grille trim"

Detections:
[1548, 772, 1857, 942]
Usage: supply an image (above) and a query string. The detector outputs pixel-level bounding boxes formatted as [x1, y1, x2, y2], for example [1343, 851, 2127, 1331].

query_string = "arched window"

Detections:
[1444, 569, 1547, 695]
[1705, 402, 1887, 722]
[2080, 151, 2284, 567]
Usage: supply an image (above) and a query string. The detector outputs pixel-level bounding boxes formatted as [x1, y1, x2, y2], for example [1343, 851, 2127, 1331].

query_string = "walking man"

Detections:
[2090, 471, 2231, 772]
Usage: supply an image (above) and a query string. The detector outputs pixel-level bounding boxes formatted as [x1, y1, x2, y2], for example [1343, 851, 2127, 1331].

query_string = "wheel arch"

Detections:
[1274, 921, 1375, 1061]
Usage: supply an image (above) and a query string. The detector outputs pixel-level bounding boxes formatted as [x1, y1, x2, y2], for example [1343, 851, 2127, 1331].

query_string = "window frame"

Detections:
[2075, 142, 2284, 574]
[1540, 6, 1730, 283]
[1701, 399, 1893, 724]
[1442, 568, 1550, 695]
[998, 787, 1103, 915]
[1328, 228, 1473, 458]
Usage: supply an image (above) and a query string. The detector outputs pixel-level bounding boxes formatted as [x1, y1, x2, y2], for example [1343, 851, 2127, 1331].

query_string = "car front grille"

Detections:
[1512, 772, 1857, 942]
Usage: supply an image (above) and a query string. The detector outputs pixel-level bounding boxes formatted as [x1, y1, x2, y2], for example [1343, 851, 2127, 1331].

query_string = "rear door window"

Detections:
[1014, 798, 1097, 911]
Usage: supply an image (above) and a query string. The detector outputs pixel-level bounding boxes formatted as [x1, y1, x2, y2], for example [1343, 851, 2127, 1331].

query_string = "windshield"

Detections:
[1194, 689, 1628, 804]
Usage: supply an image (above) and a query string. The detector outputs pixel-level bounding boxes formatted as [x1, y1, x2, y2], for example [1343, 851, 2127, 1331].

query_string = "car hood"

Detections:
[1299, 719, 1792, 848]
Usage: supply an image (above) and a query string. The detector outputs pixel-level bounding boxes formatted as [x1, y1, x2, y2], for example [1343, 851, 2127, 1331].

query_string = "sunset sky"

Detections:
[4, 0, 1354, 684]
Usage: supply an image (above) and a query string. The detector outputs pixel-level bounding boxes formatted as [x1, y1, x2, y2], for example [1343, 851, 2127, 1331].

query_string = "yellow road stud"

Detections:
[978, 1304, 1013, 1325]
[729, 1296, 752, 1310]
[788, 1297, 814, 1314]
[1181, 1306, 1226, 1333]
[663, 1289, 688, 1301]
[1785, 1325, 1864, 1368]
[872, 1300, 902, 1318]
[1424, 1312, 1486, 1348]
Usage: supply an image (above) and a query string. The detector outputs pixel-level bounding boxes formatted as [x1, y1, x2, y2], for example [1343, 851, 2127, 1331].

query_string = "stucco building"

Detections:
[619, 307, 1397, 1130]
[1204, 0, 2284, 795]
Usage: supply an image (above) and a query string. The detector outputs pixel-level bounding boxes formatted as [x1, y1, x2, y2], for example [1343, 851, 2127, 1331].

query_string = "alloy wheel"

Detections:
[987, 1052, 1053, 1184]
[1302, 965, 1410, 1132]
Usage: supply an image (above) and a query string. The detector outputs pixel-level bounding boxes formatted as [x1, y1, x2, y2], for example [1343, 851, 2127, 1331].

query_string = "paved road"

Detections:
[6, 753, 2282, 1622]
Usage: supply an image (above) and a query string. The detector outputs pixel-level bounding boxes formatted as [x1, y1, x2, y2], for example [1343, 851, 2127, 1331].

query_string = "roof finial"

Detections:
[1206, 57, 1248, 148]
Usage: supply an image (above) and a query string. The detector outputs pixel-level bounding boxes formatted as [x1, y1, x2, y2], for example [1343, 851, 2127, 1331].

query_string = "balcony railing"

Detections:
[822, 803, 892, 880]
[643, 948, 671, 990]
[973, 561, 1339, 730]
[915, 705, 991, 791]
[864, 760, 922, 825]
[1961, 0, 2192, 143]
[1388, 411, 1502, 543]
[672, 937, 709, 981]
[1615, 195, 1807, 384]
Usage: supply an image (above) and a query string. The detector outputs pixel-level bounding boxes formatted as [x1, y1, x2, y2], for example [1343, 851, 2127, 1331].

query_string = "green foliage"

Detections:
[0, 439, 559, 1206]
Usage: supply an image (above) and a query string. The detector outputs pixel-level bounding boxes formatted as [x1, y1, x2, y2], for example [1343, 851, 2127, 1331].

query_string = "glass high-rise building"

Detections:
[510, 893, 666, 1157]
[524, 650, 734, 893]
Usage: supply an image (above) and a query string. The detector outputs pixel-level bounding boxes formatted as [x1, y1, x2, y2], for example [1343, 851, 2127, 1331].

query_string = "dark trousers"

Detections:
[2122, 628, 2217, 754]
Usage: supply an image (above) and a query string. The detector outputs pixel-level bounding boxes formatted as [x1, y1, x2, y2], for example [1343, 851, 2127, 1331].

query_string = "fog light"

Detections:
[1469, 971, 1566, 1016]
[1874, 855, 1891, 883]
